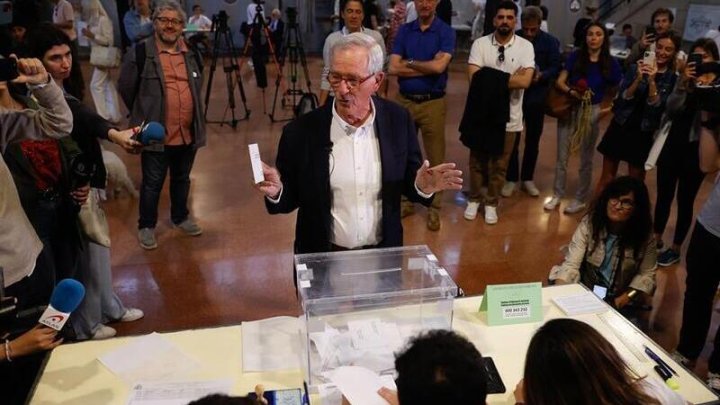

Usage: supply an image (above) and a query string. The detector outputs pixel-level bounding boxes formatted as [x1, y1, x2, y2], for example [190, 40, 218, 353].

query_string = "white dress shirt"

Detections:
[329, 99, 382, 249]
[189, 14, 212, 30]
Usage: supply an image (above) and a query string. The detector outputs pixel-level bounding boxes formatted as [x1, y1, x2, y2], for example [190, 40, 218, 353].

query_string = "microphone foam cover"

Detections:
[140, 121, 166, 145]
[49, 279, 85, 313]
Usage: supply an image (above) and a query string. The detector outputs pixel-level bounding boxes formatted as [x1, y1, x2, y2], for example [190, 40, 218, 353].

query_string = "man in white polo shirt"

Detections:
[464, 0, 534, 224]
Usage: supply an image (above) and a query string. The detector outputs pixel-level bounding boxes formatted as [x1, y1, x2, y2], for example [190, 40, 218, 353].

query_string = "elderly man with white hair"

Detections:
[256, 32, 463, 254]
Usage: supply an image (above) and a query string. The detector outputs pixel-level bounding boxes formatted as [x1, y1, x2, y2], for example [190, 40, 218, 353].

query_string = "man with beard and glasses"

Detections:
[464, 0, 534, 225]
[389, 0, 455, 232]
[119, 0, 205, 250]
[255, 33, 463, 255]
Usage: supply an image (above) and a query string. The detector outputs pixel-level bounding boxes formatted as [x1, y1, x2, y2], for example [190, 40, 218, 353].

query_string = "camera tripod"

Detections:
[204, 11, 250, 128]
[241, 3, 284, 119]
[269, 8, 314, 122]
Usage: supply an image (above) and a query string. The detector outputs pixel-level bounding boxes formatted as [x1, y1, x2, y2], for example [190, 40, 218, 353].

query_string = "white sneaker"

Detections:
[522, 181, 540, 197]
[120, 308, 144, 322]
[544, 196, 561, 211]
[708, 372, 720, 392]
[484, 205, 498, 224]
[563, 199, 587, 214]
[464, 201, 480, 220]
[91, 325, 117, 340]
[670, 351, 692, 367]
[501, 181, 516, 197]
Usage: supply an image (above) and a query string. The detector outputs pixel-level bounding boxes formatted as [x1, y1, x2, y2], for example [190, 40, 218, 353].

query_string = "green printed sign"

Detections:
[479, 282, 543, 326]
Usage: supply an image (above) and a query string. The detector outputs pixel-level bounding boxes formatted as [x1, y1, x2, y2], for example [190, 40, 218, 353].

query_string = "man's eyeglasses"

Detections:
[155, 17, 183, 26]
[498, 45, 505, 63]
[327, 71, 376, 89]
[609, 197, 635, 210]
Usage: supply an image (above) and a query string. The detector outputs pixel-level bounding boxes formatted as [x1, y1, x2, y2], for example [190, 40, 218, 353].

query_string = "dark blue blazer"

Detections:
[266, 97, 431, 254]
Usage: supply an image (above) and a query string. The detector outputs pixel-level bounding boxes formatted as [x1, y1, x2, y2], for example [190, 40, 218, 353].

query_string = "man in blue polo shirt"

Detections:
[389, 0, 455, 232]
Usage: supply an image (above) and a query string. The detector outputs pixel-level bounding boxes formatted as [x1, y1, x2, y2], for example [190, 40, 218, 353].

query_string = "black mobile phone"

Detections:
[0, 58, 18, 82]
[645, 25, 656, 40]
[689, 53, 703, 67]
[482, 357, 507, 394]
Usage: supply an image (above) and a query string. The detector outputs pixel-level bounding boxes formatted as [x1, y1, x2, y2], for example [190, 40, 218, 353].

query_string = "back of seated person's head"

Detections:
[188, 394, 261, 405]
[523, 319, 660, 405]
[394, 330, 488, 405]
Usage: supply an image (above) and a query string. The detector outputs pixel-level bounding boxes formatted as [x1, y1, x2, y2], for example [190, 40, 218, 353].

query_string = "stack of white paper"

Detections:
[552, 293, 608, 316]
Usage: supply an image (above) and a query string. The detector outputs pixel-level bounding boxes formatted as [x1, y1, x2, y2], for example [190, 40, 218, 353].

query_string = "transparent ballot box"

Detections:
[295, 245, 459, 389]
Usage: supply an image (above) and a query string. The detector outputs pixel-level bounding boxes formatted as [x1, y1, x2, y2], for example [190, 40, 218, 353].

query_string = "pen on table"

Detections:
[644, 345, 678, 376]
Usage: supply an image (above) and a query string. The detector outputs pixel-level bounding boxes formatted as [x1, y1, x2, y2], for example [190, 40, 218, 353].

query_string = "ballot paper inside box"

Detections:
[294, 245, 459, 391]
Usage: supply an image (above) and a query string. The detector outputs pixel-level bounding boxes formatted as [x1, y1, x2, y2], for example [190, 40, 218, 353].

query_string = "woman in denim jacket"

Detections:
[549, 176, 656, 310]
[595, 32, 681, 195]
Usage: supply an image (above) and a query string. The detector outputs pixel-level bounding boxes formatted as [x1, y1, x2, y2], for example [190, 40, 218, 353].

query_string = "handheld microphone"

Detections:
[38, 279, 85, 331]
[134, 121, 165, 146]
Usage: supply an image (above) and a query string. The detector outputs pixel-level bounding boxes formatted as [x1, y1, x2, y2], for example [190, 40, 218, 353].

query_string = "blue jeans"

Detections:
[138, 145, 197, 229]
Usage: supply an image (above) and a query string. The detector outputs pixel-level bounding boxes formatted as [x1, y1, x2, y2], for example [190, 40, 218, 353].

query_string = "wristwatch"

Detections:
[627, 289, 638, 300]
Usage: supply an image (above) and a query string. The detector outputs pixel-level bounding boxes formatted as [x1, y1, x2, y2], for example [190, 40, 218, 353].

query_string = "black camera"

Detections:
[212, 10, 229, 32]
[68, 152, 96, 192]
[287, 7, 297, 25]
[0, 58, 19, 82]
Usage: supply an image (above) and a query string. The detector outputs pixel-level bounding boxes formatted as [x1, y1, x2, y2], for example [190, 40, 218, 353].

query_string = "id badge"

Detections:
[593, 285, 608, 300]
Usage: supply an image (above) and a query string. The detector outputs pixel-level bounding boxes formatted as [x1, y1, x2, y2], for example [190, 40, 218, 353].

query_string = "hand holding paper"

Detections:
[254, 162, 283, 200]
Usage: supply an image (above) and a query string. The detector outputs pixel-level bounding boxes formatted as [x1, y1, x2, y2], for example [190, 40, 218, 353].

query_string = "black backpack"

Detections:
[294, 92, 319, 117]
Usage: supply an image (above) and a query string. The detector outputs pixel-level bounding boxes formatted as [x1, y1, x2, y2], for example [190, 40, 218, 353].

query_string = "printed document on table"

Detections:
[126, 379, 233, 405]
[242, 316, 301, 372]
[98, 333, 200, 384]
[552, 293, 608, 316]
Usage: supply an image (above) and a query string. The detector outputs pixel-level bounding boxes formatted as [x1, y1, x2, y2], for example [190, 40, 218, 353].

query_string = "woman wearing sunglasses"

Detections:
[545, 22, 622, 214]
[549, 176, 656, 311]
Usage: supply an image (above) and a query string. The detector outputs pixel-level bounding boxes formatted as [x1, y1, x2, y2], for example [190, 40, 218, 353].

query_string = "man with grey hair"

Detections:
[256, 32, 463, 254]
[119, 0, 205, 250]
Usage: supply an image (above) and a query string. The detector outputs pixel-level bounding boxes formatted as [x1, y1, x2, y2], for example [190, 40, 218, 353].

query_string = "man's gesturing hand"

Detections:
[415, 160, 463, 195]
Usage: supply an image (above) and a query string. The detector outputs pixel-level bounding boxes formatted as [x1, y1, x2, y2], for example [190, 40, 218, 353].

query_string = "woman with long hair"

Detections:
[514, 318, 684, 404]
[595, 32, 680, 194]
[81, 0, 123, 123]
[545, 22, 622, 214]
[549, 176, 656, 310]
[653, 38, 719, 266]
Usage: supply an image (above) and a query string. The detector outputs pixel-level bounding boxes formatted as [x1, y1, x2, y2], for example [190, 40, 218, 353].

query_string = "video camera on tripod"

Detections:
[211, 10, 229, 33]
[286, 6, 297, 25]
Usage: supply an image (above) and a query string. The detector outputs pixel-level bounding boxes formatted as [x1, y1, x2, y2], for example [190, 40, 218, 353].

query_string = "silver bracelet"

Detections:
[4, 339, 12, 362]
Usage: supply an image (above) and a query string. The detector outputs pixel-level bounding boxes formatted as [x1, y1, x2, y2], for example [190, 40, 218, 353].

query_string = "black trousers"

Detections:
[0, 351, 47, 405]
[138, 145, 197, 229]
[653, 141, 705, 246]
[507, 102, 545, 182]
[677, 222, 720, 371]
